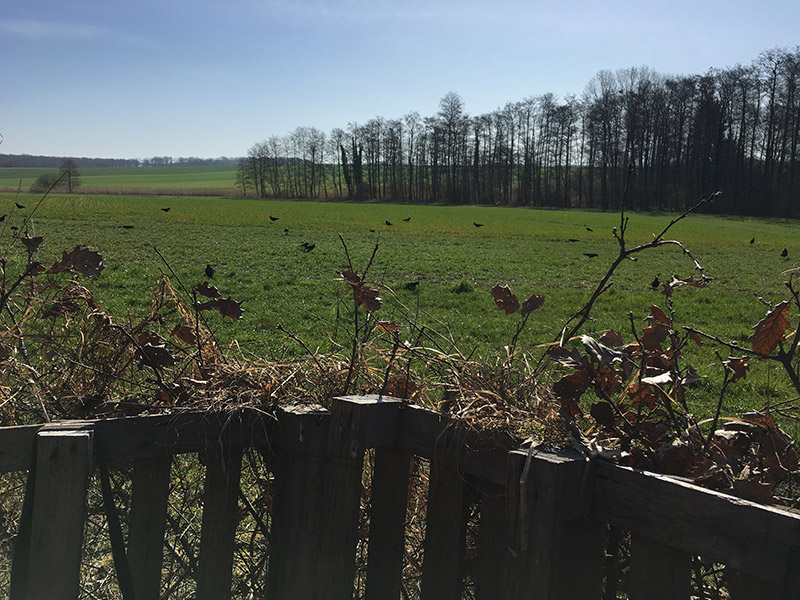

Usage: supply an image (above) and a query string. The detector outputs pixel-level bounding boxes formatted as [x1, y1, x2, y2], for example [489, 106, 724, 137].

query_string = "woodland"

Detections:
[239, 47, 800, 217]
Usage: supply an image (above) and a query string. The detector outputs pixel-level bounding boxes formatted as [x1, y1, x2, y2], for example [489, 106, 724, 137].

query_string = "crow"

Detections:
[284, 228, 289, 235]
[161, 207, 171, 212]
[584, 253, 598, 258]
[568, 238, 579, 242]
[651, 276, 660, 290]
[0, 215, 6, 222]
[304, 243, 315, 252]
[750, 237, 755, 244]
[782, 248, 789, 257]
[269, 216, 279, 221]
[473, 222, 484, 228]
[385, 220, 393, 226]
[585, 227, 593, 232]
[122, 225, 134, 229]
[403, 217, 411, 222]
[205, 264, 215, 279]
[14, 203, 24, 209]
[404, 280, 420, 291]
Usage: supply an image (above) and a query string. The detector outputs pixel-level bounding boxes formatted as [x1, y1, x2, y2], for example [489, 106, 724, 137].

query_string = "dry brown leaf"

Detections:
[749, 301, 790, 355]
[490, 284, 519, 314]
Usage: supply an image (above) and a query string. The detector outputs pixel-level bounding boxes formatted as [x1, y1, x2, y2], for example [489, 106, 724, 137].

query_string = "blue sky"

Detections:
[1, 0, 798, 159]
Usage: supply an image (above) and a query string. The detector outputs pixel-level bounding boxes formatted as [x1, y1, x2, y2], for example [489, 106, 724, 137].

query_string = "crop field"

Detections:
[1, 191, 799, 431]
[0, 165, 238, 194]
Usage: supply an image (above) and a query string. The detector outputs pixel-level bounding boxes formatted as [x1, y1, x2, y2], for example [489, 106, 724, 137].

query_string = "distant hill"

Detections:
[0, 154, 242, 168]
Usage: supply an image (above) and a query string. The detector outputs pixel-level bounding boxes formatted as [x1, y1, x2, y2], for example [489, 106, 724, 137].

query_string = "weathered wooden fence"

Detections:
[3, 394, 800, 599]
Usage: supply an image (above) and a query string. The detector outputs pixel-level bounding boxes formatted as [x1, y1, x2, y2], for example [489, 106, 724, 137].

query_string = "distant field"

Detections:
[0, 165, 238, 194]
[1, 191, 799, 431]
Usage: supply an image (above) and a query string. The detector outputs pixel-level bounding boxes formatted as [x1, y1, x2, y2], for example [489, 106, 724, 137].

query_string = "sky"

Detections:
[1, 0, 798, 160]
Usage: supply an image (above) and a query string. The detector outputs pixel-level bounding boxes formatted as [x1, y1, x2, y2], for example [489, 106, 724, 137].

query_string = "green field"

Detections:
[0, 165, 238, 194]
[1, 191, 799, 430]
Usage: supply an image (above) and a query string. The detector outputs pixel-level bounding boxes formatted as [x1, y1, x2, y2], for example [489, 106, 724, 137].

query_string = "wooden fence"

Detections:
[3, 394, 800, 599]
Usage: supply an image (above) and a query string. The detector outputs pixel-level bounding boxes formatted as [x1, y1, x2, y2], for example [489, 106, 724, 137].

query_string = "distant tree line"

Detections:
[241, 47, 800, 217]
[0, 154, 240, 168]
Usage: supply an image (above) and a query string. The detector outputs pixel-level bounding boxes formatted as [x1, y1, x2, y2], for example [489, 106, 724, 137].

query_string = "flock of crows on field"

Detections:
[110, 206, 793, 293]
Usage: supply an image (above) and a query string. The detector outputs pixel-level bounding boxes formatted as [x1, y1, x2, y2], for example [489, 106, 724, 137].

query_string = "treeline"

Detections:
[0, 154, 240, 168]
[240, 47, 800, 217]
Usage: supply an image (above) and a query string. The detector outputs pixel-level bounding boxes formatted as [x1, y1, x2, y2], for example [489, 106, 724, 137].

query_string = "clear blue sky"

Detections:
[1, 0, 798, 159]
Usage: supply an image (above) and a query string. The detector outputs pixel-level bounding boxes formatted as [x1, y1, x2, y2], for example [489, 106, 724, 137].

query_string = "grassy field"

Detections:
[1, 191, 799, 430]
[0, 165, 238, 194]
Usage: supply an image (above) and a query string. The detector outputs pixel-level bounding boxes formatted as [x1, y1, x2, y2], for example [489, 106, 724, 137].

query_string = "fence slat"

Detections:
[420, 461, 467, 600]
[196, 444, 243, 600]
[365, 446, 411, 600]
[267, 405, 330, 600]
[503, 448, 604, 600]
[627, 534, 691, 599]
[128, 455, 173, 600]
[316, 396, 403, 600]
[475, 481, 508, 600]
[25, 430, 94, 600]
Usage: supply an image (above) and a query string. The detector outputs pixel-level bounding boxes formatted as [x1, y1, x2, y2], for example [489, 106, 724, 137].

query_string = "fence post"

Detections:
[475, 481, 508, 600]
[315, 395, 404, 600]
[128, 455, 173, 600]
[24, 429, 94, 600]
[196, 443, 244, 600]
[267, 404, 330, 600]
[504, 447, 605, 600]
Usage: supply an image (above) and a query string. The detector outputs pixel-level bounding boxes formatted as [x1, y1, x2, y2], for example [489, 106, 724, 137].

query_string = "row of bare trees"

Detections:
[238, 47, 800, 216]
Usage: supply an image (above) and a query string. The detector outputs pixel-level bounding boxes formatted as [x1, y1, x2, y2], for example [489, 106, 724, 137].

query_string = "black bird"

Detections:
[14, 203, 24, 209]
[385, 220, 393, 226]
[473, 222, 484, 228]
[122, 225, 134, 229]
[161, 207, 171, 212]
[750, 237, 755, 244]
[0, 215, 7, 222]
[568, 238, 579, 242]
[402, 217, 411, 222]
[404, 280, 420, 291]
[585, 226, 593, 232]
[269, 216, 279, 221]
[10, 226, 17, 231]
[782, 248, 789, 257]
[584, 253, 598, 258]
[304, 243, 315, 252]
[300, 242, 310, 249]
[205, 264, 215, 279]
[284, 228, 289, 235]
[651, 276, 660, 290]
[369, 229, 376, 233]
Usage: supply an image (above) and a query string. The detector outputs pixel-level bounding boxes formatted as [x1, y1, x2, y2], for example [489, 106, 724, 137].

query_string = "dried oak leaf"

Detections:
[749, 300, 790, 355]
[384, 376, 417, 400]
[647, 304, 671, 327]
[21, 236, 44, 256]
[553, 369, 591, 400]
[355, 285, 382, 312]
[546, 346, 587, 369]
[171, 325, 198, 345]
[590, 402, 616, 429]
[581, 335, 623, 367]
[48, 245, 105, 278]
[640, 324, 670, 351]
[663, 275, 708, 297]
[521, 294, 545, 316]
[195, 281, 221, 299]
[723, 356, 750, 382]
[140, 343, 183, 368]
[599, 329, 625, 348]
[490, 284, 519, 314]
[194, 298, 244, 320]
[340, 269, 362, 286]
[375, 320, 401, 334]
[629, 383, 657, 409]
